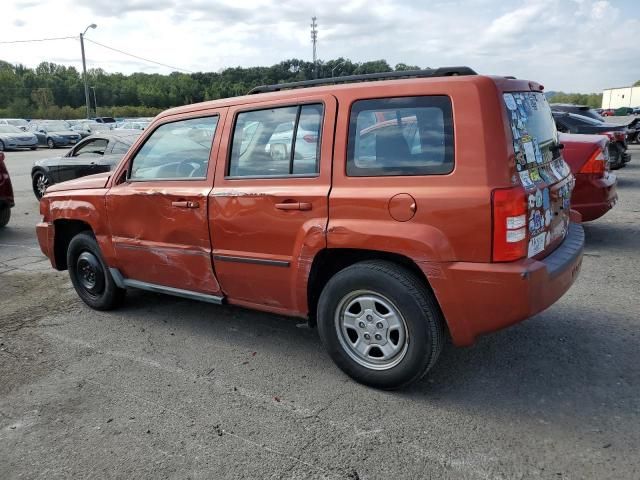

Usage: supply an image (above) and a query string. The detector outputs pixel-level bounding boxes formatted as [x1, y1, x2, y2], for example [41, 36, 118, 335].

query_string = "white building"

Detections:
[601, 86, 640, 109]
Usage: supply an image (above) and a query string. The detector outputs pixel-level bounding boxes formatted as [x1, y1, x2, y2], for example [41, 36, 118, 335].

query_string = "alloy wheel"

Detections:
[334, 290, 409, 370]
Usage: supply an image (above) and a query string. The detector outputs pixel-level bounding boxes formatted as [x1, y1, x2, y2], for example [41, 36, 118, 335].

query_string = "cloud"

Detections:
[0, 0, 639, 92]
[75, 0, 174, 17]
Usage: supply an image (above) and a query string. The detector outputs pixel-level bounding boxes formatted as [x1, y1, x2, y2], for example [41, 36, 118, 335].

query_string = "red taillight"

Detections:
[492, 187, 528, 262]
[579, 148, 606, 175]
[303, 134, 318, 143]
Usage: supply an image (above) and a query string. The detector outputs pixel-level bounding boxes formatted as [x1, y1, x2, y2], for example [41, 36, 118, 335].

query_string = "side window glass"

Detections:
[73, 138, 108, 156]
[111, 142, 130, 155]
[129, 116, 218, 181]
[228, 104, 323, 178]
[293, 104, 322, 174]
[347, 96, 454, 176]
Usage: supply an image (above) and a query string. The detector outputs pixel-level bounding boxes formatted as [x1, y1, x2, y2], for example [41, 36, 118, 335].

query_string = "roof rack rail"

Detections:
[247, 66, 477, 95]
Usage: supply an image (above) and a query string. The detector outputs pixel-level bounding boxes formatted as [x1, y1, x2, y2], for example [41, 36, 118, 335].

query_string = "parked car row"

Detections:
[598, 107, 640, 116]
[0, 117, 154, 150]
[550, 104, 636, 169]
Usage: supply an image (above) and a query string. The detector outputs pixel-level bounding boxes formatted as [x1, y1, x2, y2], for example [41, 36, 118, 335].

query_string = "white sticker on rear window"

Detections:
[522, 138, 536, 165]
[519, 170, 535, 189]
[528, 232, 546, 258]
[504, 93, 517, 111]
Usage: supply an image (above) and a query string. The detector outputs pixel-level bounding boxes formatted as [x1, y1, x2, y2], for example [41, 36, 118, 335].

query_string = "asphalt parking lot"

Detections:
[1, 146, 639, 479]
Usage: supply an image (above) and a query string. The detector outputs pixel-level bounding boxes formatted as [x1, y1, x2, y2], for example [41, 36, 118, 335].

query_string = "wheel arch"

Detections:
[306, 248, 442, 328]
[52, 219, 93, 270]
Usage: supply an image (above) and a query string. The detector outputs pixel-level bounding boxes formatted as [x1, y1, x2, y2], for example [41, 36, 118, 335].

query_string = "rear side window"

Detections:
[129, 116, 218, 181]
[228, 104, 323, 178]
[347, 96, 454, 176]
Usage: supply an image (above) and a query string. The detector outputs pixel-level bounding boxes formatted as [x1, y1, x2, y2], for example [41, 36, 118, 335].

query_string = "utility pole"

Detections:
[310, 17, 318, 79]
[90, 86, 98, 117]
[80, 24, 97, 119]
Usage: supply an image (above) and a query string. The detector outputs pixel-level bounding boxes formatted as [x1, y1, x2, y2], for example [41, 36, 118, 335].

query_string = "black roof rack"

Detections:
[247, 66, 478, 95]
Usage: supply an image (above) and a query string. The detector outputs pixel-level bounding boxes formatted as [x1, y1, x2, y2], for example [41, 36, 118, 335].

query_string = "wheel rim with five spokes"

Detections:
[334, 290, 409, 370]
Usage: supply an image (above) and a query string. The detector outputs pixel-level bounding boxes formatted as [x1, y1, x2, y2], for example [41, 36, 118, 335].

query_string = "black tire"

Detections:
[30, 146, 38, 150]
[67, 232, 125, 310]
[46, 138, 55, 149]
[317, 260, 444, 389]
[32, 171, 51, 200]
[0, 205, 10, 228]
[0, 140, 4, 152]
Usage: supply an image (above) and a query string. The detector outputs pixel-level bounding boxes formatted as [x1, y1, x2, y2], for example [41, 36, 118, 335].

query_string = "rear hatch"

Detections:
[503, 91, 574, 259]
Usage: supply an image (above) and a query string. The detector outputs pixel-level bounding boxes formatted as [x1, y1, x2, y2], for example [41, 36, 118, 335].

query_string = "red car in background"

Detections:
[561, 133, 617, 222]
[0, 152, 14, 227]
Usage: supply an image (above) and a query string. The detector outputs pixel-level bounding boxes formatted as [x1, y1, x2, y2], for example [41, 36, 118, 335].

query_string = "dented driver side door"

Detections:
[105, 109, 227, 294]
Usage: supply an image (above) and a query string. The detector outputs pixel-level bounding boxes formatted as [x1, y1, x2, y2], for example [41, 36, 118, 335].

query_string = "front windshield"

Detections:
[43, 121, 70, 131]
[0, 125, 24, 133]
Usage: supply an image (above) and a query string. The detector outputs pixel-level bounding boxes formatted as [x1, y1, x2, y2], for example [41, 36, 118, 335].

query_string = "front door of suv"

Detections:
[210, 96, 336, 314]
[106, 110, 226, 294]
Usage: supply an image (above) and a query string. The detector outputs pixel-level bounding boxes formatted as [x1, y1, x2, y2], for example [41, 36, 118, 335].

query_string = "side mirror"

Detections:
[39, 130, 46, 134]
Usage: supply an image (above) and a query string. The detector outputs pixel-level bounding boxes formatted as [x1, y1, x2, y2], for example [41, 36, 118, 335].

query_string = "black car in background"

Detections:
[31, 131, 140, 199]
[553, 112, 632, 169]
[551, 104, 606, 122]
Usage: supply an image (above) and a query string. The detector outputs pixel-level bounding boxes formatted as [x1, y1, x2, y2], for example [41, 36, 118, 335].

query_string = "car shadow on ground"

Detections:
[582, 221, 640, 251]
[403, 305, 637, 422]
[111, 288, 637, 428]
[614, 174, 640, 188]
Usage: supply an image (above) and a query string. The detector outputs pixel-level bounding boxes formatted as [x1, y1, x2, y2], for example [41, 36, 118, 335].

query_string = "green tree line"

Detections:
[546, 92, 603, 108]
[0, 58, 417, 119]
[1, 58, 625, 118]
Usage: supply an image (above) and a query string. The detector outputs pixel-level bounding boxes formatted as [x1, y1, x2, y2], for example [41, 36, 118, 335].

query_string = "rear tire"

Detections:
[46, 138, 55, 149]
[0, 205, 10, 228]
[317, 260, 444, 389]
[67, 232, 125, 310]
[0, 140, 4, 152]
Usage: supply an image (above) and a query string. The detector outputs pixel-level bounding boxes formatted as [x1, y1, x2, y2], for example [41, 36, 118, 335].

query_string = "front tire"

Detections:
[32, 171, 51, 200]
[67, 232, 125, 310]
[0, 205, 10, 228]
[46, 138, 55, 149]
[317, 260, 444, 389]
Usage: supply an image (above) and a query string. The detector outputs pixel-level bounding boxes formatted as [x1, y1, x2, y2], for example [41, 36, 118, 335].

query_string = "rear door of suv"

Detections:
[210, 95, 337, 314]
[504, 91, 574, 258]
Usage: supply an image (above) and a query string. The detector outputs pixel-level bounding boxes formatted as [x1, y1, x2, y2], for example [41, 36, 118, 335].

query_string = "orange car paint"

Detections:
[37, 74, 584, 346]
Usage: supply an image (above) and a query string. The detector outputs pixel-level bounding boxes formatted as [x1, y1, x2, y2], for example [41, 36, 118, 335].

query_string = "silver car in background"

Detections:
[0, 118, 30, 132]
[0, 125, 38, 151]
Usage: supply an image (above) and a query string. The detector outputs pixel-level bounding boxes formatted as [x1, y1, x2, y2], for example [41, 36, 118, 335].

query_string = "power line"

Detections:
[0, 35, 76, 44]
[84, 38, 192, 73]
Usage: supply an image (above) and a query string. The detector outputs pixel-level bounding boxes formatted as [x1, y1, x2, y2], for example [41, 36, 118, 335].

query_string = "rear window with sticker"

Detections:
[503, 91, 573, 258]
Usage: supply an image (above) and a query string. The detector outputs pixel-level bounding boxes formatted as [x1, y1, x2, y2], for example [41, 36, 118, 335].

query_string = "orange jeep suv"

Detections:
[36, 67, 584, 389]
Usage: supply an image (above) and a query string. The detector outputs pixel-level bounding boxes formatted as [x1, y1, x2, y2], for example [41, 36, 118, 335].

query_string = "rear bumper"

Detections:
[36, 221, 57, 268]
[422, 224, 584, 347]
[572, 173, 617, 222]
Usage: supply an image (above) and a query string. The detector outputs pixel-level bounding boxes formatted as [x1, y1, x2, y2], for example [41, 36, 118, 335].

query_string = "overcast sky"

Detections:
[2, 0, 639, 93]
